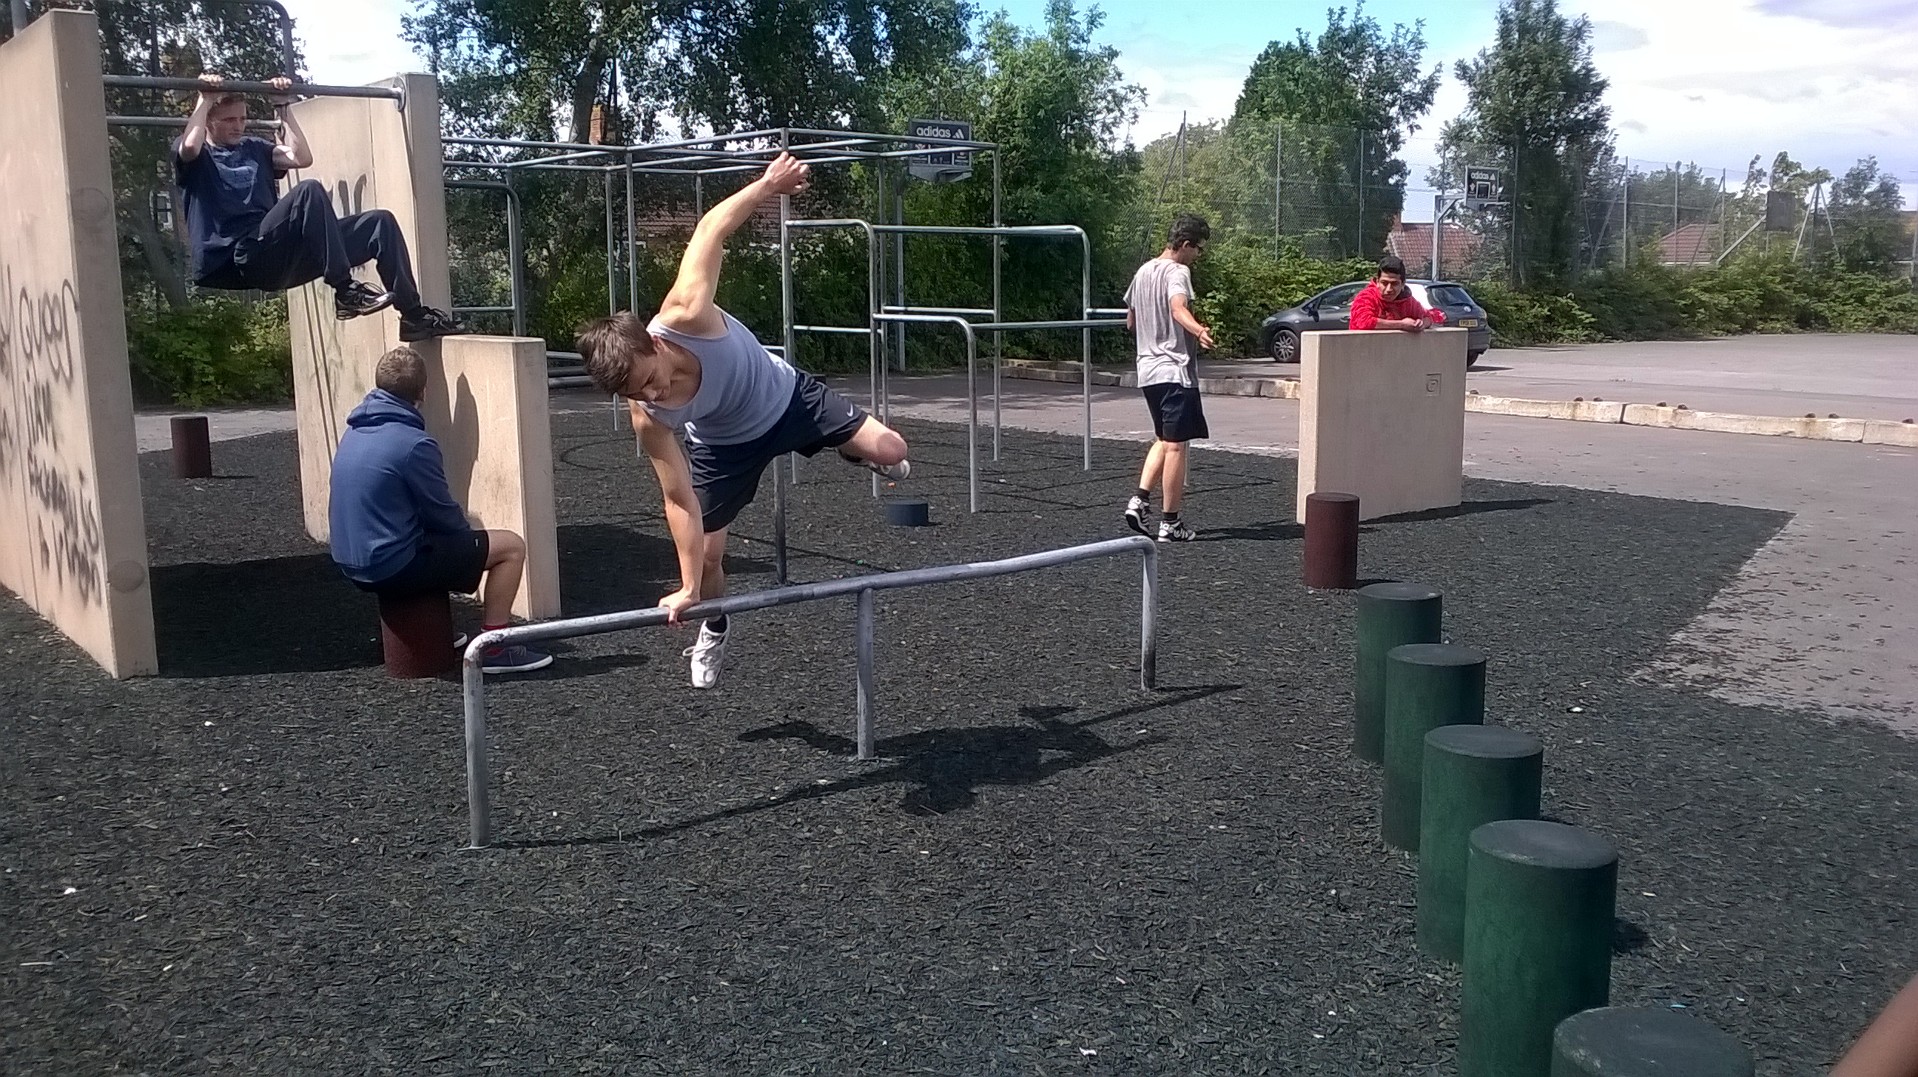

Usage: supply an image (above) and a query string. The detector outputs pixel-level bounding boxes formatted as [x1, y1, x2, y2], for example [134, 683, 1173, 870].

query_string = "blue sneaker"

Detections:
[481, 643, 553, 674]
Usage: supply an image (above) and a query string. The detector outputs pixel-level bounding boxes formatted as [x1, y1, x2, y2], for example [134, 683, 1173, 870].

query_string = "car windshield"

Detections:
[1425, 285, 1475, 307]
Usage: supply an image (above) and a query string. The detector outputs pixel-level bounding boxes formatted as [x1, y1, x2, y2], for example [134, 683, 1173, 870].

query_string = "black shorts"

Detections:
[354, 530, 489, 598]
[1142, 383, 1209, 442]
[687, 372, 868, 532]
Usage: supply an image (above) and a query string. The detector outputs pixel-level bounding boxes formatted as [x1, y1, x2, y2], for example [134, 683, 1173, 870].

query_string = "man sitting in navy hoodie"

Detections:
[328, 345, 552, 674]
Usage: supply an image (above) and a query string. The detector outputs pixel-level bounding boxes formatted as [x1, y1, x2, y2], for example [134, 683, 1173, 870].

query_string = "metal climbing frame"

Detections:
[444, 179, 526, 337]
[458, 535, 1160, 849]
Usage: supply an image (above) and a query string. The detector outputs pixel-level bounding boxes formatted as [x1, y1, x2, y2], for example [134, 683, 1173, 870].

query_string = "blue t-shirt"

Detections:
[172, 135, 283, 281]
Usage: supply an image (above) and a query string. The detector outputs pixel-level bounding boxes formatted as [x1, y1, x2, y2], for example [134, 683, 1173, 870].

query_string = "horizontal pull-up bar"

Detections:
[459, 536, 1159, 848]
[788, 220, 1085, 239]
[103, 74, 404, 103]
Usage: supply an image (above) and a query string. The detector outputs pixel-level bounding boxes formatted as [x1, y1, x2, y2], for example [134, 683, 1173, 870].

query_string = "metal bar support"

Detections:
[460, 535, 1158, 848]
[102, 74, 402, 103]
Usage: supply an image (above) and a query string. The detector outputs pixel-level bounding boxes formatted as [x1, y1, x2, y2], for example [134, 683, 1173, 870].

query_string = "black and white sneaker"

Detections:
[1124, 495, 1152, 536]
[1157, 518, 1197, 542]
[399, 305, 467, 342]
[335, 280, 395, 320]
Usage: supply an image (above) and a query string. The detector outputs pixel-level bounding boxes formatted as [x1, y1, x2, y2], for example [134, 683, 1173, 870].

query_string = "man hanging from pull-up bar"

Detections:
[171, 73, 465, 343]
[575, 152, 912, 691]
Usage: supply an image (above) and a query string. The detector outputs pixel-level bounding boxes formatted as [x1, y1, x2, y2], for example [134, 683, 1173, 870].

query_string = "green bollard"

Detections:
[1552, 1006, 1754, 1076]
[1417, 724, 1544, 963]
[1353, 582, 1443, 764]
[1460, 820, 1619, 1077]
[1381, 643, 1485, 850]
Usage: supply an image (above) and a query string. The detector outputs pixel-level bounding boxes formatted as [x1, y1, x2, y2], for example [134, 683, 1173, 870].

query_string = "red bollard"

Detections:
[378, 591, 457, 678]
[1304, 491, 1360, 589]
[170, 416, 212, 479]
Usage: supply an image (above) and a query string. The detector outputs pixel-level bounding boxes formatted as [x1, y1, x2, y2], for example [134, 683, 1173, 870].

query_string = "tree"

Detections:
[1828, 157, 1904, 271]
[1444, 0, 1612, 286]
[1228, 3, 1441, 257]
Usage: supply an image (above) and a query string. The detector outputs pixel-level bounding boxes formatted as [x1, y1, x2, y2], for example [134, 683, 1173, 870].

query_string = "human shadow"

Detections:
[152, 553, 383, 676]
[498, 683, 1241, 848]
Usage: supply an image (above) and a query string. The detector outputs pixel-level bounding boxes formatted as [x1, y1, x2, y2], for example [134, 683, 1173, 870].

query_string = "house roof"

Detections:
[1658, 223, 1724, 265]
[1384, 222, 1483, 270]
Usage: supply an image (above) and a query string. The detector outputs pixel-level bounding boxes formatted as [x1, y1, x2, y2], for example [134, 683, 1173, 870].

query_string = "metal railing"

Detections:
[101, 74, 404, 104]
[458, 535, 1160, 848]
[445, 179, 526, 336]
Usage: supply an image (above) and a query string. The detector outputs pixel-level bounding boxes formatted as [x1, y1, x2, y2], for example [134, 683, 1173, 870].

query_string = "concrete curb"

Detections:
[999, 361, 1918, 446]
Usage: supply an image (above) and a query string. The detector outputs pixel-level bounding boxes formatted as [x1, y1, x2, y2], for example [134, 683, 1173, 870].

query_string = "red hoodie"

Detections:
[1348, 281, 1445, 330]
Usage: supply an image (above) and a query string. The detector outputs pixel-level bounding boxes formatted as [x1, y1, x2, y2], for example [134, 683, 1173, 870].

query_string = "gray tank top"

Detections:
[643, 309, 797, 445]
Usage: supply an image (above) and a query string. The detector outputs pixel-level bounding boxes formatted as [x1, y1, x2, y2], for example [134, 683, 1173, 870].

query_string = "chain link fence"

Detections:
[1149, 120, 1918, 285]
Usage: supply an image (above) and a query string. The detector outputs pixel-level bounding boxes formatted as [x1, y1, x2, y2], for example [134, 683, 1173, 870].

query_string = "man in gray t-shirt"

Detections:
[1122, 214, 1214, 542]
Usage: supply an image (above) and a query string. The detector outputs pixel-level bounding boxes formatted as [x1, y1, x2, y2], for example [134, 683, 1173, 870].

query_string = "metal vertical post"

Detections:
[855, 589, 876, 760]
[1080, 229, 1093, 470]
[1274, 121, 1283, 257]
[991, 151, 1004, 463]
[775, 129, 795, 585]
[504, 178, 526, 337]
[461, 661, 492, 849]
[1356, 129, 1366, 255]
[604, 170, 617, 315]
[1433, 193, 1443, 281]
[1621, 158, 1630, 268]
[1140, 548, 1158, 690]
[11, 0, 33, 36]
[893, 172, 907, 373]
[626, 149, 638, 314]
[694, 174, 704, 215]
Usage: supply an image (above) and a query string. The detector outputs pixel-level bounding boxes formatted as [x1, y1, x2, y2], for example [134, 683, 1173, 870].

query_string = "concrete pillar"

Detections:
[1353, 582, 1443, 763]
[1297, 328, 1468, 523]
[0, 10, 157, 677]
[170, 416, 212, 478]
[1382, 642, 1485, 849]
[1417, 723, 1544, 963]
[1552, 1006, 1753, 1077]
[1461, 820, 1619, 1077]
[1303, 491, 1359, 589]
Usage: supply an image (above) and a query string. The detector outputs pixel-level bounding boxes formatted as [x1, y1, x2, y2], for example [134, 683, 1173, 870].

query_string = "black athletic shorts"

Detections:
[687, 372, 869, 532]
[355, 530, 489, 598]
[1142, 382, 1209, 442]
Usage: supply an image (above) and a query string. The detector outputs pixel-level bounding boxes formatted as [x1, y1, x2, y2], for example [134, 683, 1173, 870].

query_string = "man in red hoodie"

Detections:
[1348, 256, 1445, 332]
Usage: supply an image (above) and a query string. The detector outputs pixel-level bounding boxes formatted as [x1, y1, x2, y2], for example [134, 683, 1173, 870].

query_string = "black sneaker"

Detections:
[1123, 495, 1152, 536]
[399, 306, 467, 342]
[335, 281, 395, 320]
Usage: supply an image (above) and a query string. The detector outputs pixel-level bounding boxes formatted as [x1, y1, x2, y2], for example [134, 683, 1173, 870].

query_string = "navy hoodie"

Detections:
[328, 389, 473, 583]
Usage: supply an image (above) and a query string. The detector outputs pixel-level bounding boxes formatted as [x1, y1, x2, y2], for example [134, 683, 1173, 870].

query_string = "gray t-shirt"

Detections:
[1124, 257, 1197, 387]
[643, 309, 797, 446]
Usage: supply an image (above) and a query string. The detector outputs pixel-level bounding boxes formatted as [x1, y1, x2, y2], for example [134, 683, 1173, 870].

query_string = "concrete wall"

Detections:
[1297, 328, 1469, 523]
[279, 78, 557, 619]
[425, 337, 559, 619]
[284, 74, 451, 541]
[0, 11, 157, 677]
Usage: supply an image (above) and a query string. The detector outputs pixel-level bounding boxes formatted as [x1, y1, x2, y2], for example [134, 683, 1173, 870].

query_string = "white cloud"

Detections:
[284, 0, 425, 85]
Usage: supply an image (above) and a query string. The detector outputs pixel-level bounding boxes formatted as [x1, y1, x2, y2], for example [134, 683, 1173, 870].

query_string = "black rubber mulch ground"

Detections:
[3, 406, 1913, 1075]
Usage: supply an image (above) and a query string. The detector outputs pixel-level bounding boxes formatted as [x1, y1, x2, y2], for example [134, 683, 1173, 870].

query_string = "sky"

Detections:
[285, 0, 1917, 210]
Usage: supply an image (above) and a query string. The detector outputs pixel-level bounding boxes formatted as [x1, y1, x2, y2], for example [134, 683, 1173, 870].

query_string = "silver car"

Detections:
[1257, 279, 1493, 367]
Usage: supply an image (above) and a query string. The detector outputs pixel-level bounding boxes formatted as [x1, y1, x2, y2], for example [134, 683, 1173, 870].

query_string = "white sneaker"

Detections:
[683, 621, 729, 689]
[1157, 518, 1197, 542]
[1123, 495, 1152, 536]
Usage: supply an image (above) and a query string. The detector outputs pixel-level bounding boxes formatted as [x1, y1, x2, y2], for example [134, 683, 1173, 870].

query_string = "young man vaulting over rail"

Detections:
[576, 151, 912, 691]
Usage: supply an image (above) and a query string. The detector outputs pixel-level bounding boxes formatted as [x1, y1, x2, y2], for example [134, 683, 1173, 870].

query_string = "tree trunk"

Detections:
[127, 188, 190, 309]
[568, 36, 608, 145]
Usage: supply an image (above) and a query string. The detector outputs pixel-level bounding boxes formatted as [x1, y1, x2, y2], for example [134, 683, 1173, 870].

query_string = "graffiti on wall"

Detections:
[0, 262, 104, 608]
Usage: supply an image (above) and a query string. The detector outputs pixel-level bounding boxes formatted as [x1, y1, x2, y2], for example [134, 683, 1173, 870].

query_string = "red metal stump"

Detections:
[171, 416, 212, 479]
[378, 591, 456, 678]
[1304, 491, 1360, 589]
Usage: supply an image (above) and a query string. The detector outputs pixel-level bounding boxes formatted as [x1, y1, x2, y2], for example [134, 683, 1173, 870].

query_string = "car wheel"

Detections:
[1270, 328, 1300, 364]
[1467, 350, 1483, 369]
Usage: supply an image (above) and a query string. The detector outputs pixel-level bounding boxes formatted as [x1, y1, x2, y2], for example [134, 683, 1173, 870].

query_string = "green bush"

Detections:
[127, 295, 291, 407]
[1467, 280, 1596, 346]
